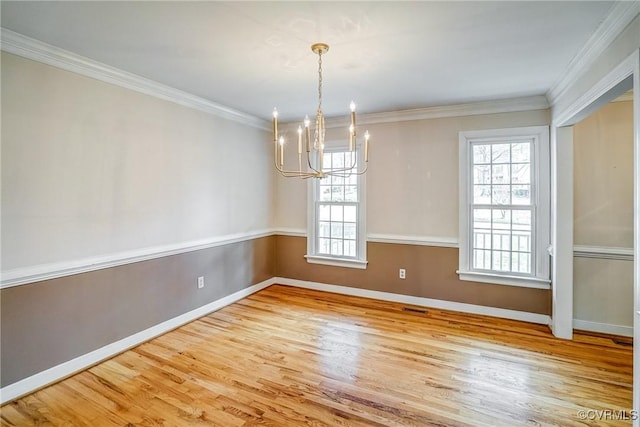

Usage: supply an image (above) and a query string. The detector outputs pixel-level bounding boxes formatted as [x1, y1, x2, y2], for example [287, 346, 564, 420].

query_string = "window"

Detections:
[458, 126, 550, 288]
[306, 147, 367, 269]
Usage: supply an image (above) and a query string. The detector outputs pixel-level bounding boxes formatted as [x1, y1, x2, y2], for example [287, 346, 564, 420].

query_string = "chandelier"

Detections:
[272, 43, 369, 178]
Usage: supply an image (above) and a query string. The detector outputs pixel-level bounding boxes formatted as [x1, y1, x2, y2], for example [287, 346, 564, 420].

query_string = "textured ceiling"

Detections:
[1, 1, 615, 122]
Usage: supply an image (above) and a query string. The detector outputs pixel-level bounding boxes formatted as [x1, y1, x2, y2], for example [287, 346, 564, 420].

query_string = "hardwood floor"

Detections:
[1, 284, 633, 426]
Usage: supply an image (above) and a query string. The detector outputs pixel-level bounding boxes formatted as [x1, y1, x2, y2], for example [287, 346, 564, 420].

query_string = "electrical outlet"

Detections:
[399, 268, 406, 279]
[197, 276, 204, 289]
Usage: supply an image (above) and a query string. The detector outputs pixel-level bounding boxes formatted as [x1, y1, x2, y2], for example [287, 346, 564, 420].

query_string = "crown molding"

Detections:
[546, 1, 640, 106]
[322, 96, 549, 129]
[0, 28, 270, 131]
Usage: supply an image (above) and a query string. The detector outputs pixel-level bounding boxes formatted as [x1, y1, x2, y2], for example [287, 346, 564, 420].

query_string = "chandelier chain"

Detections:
[317, 50, 323, 113]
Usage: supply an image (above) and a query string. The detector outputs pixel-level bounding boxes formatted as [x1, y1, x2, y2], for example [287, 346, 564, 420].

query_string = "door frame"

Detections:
[550, 49, 639, 421]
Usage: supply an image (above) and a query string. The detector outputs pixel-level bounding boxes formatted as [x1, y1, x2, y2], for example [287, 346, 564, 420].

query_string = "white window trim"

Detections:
[458, 126, 551, 289]
[306, 143, 367, 269]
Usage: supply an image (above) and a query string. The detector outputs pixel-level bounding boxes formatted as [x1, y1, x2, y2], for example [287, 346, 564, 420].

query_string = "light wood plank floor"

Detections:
[1, 285, 633, 426]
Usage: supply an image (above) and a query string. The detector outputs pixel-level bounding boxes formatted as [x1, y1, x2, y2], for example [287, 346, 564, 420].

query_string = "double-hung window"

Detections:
[458, 126, 550, 288]
[306, 147, 367, 269]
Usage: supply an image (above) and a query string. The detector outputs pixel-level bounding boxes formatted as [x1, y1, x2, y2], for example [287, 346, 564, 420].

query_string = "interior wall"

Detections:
[573, 99, 634, 333]
[0, 52, 276, 387]
[275, 236, 550, 315]
[273, 109, 551, 313]
[1, 52, 274, 272]
[275, 109, 550, 237]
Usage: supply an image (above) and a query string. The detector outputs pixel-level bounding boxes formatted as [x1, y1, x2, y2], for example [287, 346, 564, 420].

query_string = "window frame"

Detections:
[458, 126, 551, 289]
[306, 143, 367, 269]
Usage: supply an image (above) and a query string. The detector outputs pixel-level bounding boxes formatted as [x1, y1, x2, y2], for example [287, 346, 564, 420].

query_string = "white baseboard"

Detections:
[1, 275, 554, 404]
[275, 277, 551, 326]
[573, 319, 633, 337]
[0, 278, 276, 405]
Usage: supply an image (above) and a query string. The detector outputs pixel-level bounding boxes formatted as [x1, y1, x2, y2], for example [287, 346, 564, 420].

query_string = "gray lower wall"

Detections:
[0, 236, 275, 387]
[275, 235, 551, 315]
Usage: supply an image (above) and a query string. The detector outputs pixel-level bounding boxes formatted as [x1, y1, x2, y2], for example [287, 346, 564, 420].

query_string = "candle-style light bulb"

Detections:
[364, 130, 370, 162]
[297, 126, 302, 154]
[304, 115, 311, 153]
[279, 136, 284, 166]
[349, 102, 356, 151]
[349, 124, 355, 151]
[272, 108, 278, 144]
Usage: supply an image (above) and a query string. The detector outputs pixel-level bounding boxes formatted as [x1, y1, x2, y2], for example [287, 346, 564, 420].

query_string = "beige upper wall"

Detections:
[274, 110, 550, 238]
[1, 52, 274, 271]
[573, 100, 634, 247]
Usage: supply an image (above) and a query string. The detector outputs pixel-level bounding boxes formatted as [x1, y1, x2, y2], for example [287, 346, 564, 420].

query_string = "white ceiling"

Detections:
[1, 1, 616, 122]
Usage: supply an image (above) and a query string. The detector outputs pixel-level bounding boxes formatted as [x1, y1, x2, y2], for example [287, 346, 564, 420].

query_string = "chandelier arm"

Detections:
[278, 169, 319, 178]
[307, 152, 321, 174]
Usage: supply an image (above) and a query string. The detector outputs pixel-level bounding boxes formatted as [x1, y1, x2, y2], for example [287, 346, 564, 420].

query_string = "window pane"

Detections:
[344, 240, 356, 257]
[319, 185, 332, 201]
[492, 250, 511, 271]
[512, 185, 531, 205]
[318, 238, 330, 254]
[345, 152, 356, 168]
[331, 222, 343, 238]
[492, 164, 510, 184]
[511, 163, 530, 184]
[473, 249, 491, 270]
[344, 205, 357, 222]
[318, 221, 330, 237]
[512, 234, 530, 252]
[330, 239, 343, 256]
[344, 223, 356, 239]
[331, 175, 344, 186]
[473, 145, 491, 164]
[492, 144, 510, 163]
[511, 252, 531, 274]
[474, 231, 490, 249]
[331, 186, 345, 201]
[333, 153, 345, 169]
[491, 185, 510, 205]
[492, 209, 511, 230]
[345, 186, 358, 202]
[473, 209, 492, 233]
[473, 165, 491, 184]
[323, 153, 332, 170]
[512, 210, 531, 231]
[511, 142, 530, 163]
[330, 205, 343, 221]
[474, 185, 491, 204]
[319, 205, 330, 221]
[347, 173, 358, 185]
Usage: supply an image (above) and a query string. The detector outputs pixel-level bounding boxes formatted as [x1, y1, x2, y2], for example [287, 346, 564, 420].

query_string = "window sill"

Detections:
[305, 255, 368, 270]
[456, 270, 551, 289]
